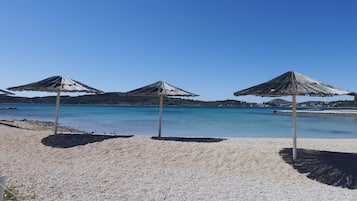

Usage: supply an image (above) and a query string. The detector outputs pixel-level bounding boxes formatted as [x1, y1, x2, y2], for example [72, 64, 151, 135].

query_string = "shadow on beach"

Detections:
[151, 136, 226, 143]
[41, 133, 134, 148]
[0, 121, 21, 129]
[279, 147, 357, 189]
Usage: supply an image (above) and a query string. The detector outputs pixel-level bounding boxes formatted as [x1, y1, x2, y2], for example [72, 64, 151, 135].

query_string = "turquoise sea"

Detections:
[1, 103, 357, 138]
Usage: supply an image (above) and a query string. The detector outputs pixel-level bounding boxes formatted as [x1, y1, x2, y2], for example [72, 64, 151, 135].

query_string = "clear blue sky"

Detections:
[1, 0, 356, 103]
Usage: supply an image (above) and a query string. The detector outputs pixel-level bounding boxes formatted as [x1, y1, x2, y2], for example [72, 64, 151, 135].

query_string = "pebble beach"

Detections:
[1, 119, 357, 201]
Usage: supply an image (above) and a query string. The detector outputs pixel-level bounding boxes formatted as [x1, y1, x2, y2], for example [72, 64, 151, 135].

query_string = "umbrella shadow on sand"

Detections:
[279, 148, 357, 189]
[151, 136, 226, 143]
[41, 133, 134, 148]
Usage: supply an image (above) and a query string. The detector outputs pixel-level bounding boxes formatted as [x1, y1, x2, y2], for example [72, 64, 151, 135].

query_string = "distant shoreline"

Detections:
[272, 109, 357, 116]
[0, 93, 356, 107]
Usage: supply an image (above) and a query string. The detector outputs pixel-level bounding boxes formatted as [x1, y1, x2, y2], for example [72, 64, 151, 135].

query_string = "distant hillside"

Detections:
[0, 93, 257, 107]
[0, 94, 355, 107]
[264, 99, 291, 107]
[264, 98, 356, 108]
[299, 100, 356, 108]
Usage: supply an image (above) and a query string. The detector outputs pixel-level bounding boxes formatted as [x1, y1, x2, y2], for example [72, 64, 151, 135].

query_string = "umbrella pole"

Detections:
[292, 94, 297, 160]
[158, 95, 163, 138]
[54, 90, 61, 135]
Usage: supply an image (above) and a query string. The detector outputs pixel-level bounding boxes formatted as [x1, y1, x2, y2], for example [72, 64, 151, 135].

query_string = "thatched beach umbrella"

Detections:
[8, 76, 103, 134]
[0, 89, 14, 95]
[126, 81, 198, 137]
[233, 71, 353, 160]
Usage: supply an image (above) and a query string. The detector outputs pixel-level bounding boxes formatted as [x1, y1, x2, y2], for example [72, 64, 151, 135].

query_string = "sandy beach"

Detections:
[1, 119, 357, 201]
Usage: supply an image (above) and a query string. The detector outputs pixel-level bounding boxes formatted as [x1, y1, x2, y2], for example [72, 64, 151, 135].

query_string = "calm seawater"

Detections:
[1, 103, 357, 138]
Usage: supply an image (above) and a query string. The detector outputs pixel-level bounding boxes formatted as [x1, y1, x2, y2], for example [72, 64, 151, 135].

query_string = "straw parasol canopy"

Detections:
[234, 71, 354, 160]
[126, 81, 198, 137]
[0, 89, 15, 96]
[8, 76, 103, 134]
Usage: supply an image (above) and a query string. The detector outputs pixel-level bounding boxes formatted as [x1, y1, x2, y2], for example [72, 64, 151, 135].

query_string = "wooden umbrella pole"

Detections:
[292, 94, 297, 160]
[158, 95, 163, 138]
[54, 90, 61, 135]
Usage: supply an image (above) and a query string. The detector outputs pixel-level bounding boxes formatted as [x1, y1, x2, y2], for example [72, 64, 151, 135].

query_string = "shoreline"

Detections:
[0, 119, 86, 133]
[1, 119, 357, 200]
[272, 109, 357, 116]
[1, 105, 357, 139]
[2, 118, 357, 140]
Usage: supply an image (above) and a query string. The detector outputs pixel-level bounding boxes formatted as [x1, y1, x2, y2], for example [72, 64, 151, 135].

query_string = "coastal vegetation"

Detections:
[0, 93, 356, 107]
[3, 186, 35, 201]
[3, 187, 19, 201]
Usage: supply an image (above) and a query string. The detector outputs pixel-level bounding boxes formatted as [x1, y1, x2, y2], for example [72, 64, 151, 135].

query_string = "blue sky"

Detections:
[1, 0, 356, 103]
